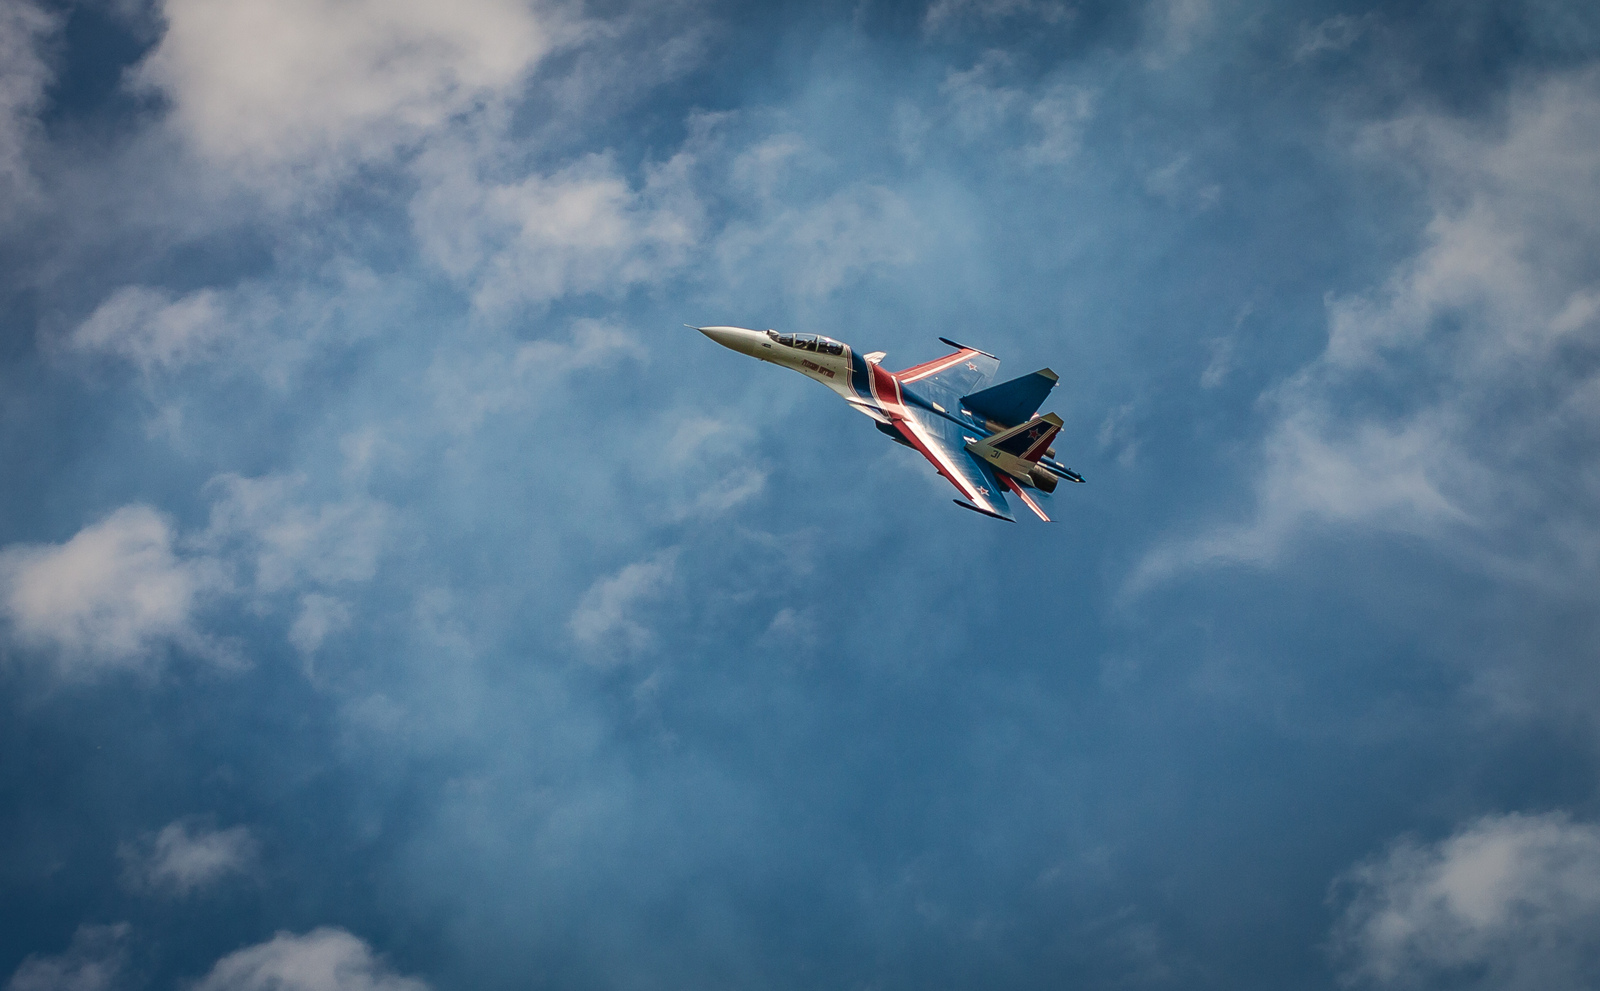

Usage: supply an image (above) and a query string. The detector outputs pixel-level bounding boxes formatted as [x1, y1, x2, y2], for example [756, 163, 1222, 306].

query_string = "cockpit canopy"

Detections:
[768, 330, 845, 356]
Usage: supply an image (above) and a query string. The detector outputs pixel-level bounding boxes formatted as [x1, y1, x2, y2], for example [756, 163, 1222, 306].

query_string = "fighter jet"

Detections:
[694, 326, 1084, 521]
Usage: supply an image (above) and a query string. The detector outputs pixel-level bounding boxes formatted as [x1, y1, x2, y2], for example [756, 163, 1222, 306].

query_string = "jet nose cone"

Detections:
[696, 325, 738, 346]
[693, 325, 763, 355]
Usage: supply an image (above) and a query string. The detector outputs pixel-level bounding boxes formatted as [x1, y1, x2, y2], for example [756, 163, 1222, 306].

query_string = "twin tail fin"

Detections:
[962, 368, 1058, 426]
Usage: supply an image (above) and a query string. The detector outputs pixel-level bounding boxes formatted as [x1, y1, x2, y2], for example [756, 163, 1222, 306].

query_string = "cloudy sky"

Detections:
[4, 0, 1600, 988]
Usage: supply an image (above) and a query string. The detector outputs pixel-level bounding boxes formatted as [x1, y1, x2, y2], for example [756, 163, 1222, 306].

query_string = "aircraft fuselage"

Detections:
[696, 325, 1084, 520]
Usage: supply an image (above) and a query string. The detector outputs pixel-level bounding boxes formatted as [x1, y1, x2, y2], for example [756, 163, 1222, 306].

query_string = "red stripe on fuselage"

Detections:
[899, 350, 977, 383]
[869, 362, 903, 411]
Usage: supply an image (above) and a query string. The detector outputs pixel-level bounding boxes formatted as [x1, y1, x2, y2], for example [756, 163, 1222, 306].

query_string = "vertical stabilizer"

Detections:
[964, 413, 1064, 492]
[961, 369, 1058, 426]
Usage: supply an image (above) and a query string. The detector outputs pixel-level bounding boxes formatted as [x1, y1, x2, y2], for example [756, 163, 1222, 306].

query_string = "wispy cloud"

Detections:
[0, 0, 59, 218]
[131, 0, 559, 194]
[1332, 813, 1600, 989]
[0, 473, 395, 678]
[0, 506, 228, 677]
[1132, 69, 1600, 594]
[412, 146, 703, 313]
[717, 181, 925, 299]
[5, 924, 128, 991]
[58, 269, 416, 395]
[940, 54, 1095, 168]
[1294, 14, 1371, 62]
[193, 929, 428, 991]
[568, 548, 678, 659]
[200, 473, 391, 595]
[426, 318, 645, 432]
[68, 285, 230, 374]
[922, 0, 1074, 37]
[289, 593, 352, 656]
[120, 820, 259, 897]
[1142, 0, 1215, 66]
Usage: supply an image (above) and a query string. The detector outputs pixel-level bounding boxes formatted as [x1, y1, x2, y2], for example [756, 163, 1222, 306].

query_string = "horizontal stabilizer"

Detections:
[962, 368, 1058, 426]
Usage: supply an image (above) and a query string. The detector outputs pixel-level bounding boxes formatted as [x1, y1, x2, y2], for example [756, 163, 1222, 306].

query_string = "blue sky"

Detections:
[4, 0, 1600, 988]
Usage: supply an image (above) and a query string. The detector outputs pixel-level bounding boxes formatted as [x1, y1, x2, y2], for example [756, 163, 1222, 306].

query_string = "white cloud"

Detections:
[427, 318, 644, 432]
[68, 286, 229, 374]
[1134, 69, 1600, 591]
[411, 145, 701, 312]
[202, 474, 391, 595]
[728, 133, 813, 202]
[0, 477, 391, 675]
[639, 415, 768, 521]
[1142, 0, 1215, 66]
[1023, 84, 1095, 166]
[132, 0, 556, 184]
[714, 121, 931, 295]
[0, 506, 226, 676]
[289, 594, 352, 655]
[922, 0, 1073, 36]
[69, 269, 415, 388]
[661, 416, 743, 467]
[1145, 153, 1222, 212]
[1200, 336, 1233, 388]
[1200, 303, 1252, 389]
[5, 925, 128, 991]
[942, 52, 1023, 135]
[9, 927, 425, 991]
[717, 183, 923, 298]
[568, 549, 678, 659]
[1294, 14, 1369, 62]
[940, 55, 1094, 167]
[120, 820, 259, 896]
[761, 606, 818, 650]
[0, 0, 58, 217]
[1331, 813, 1600, 990]
[1131, 407, 1471, 589]
[376, 111, 900, 515]
[678, 468, 766, 520]
[1097, 402, 1140, 468]
[193, 928, 428, 991]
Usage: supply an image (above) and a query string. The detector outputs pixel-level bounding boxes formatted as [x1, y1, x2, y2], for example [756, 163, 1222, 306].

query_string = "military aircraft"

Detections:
[694, 326, 1084, 521]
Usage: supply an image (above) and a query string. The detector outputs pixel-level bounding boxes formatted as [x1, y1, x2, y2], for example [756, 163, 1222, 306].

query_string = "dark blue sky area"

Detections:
[4, 1, 1600, 989]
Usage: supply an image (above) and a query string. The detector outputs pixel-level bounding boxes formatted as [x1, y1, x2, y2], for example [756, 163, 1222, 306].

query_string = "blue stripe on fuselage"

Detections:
[849, 349, 873, 400]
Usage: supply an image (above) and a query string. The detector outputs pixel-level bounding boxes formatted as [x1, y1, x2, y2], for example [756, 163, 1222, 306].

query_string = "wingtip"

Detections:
[952, 499, 1015, 522]
[937, 337, 998, 360]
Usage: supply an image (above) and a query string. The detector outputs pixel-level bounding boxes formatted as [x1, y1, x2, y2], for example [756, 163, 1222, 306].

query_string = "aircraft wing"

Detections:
[896, 341, 999, 407]
[890, 404, 1014, 521]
